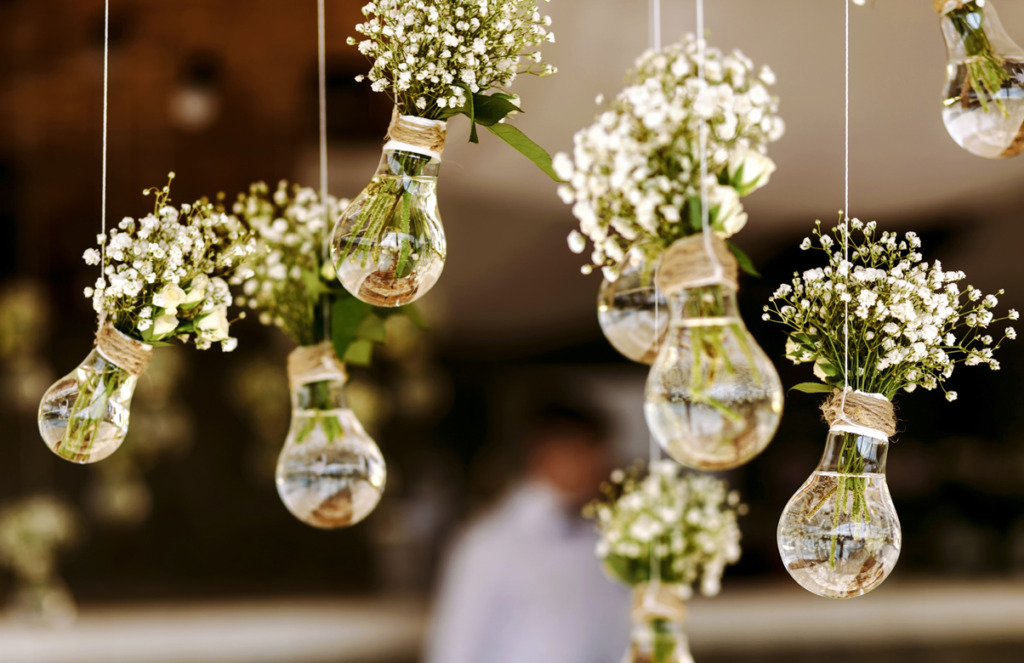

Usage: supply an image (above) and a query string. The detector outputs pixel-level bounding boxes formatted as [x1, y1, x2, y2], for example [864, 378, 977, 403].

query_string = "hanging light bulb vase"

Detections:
[331, 109, 447, 307]
[598, 244, 668, 365]
[38, 323, 152, 464]
[276, 342, 386, 529]
[777, 389, 901, 599]
[623, 584, 695, 663]
[644, 236, 783, 471]
[937, 0, 1024, 158]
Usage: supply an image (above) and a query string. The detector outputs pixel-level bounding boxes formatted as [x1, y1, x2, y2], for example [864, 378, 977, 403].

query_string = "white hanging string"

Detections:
[842, 0, 851, 408]
[649, 0, 662, 52]
[99, 0, 110, 284]
[318, 0, 331, 345]
[644, 0, 664, 608]
[695, 0, 725, 285]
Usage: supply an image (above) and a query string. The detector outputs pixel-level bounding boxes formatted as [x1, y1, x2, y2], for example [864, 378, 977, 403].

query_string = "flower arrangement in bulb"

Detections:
[585, 461, 744, 663]
[556, 35, 786, 469]
[335, 0, 559, 307]
[764, 218, 1016, 590]
[38, 174, 255, 463]
[231, 181, 406, 529]
[937, 1, 1017, 118]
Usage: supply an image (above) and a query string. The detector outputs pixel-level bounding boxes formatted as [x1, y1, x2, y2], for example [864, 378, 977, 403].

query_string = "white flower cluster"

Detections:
[231, 182, 348, 346]
[83, 175, 255, 351]
[765, 218, 1017, 401]
[586, 461, 743, 598]
[555, 35, 784, 280]
[350, 0, 555, 118]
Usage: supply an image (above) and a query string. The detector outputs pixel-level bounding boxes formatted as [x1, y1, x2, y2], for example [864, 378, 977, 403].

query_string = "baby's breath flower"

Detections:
[765, 218, 1015, 400]
[556, 35, 783, 277]
[352, 0, 554, 119]
[585, 462, 743, 596]
[83, 178, 255, 348]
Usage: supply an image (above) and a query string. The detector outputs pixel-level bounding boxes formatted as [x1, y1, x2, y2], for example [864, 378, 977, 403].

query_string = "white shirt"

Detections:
[424, 481, 631, 663]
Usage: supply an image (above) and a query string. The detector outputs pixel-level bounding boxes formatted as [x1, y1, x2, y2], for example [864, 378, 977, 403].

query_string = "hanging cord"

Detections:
[695, 0, 726, 285]
[649, 0, 662, 52]
[99, 0, 110, 295]
[318, 0, 331, 346]
[840, 0, 852, 415]
[643, 0, 664, 611]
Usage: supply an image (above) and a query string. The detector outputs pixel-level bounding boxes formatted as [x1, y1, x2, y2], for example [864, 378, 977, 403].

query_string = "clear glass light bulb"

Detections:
[644, 284, 783, 470]
[939, 0, 1024, 158]
[38, 328, 150, 464]
[331, 146, 446, 307]
[276, 353, 386, 529]
[598, 246, 668, 365]
[777, 430, 901, 599]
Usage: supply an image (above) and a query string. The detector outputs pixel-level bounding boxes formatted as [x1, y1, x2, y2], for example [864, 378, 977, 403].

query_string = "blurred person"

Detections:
[424, 405, 630, 663]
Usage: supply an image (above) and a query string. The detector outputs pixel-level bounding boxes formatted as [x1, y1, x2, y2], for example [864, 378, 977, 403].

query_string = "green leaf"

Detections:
[343, 339, 374, 366]
[330, 296, 373, 359]
[485, 122, 560, 181]
[790, 382, 833, 394]
[470, 93, 521, 126]
[356, 313, 387, 344]
[728, 241, 761, 278]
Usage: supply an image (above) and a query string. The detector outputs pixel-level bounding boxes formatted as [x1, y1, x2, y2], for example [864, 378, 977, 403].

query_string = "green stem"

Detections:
[949, 3, 1012, 117]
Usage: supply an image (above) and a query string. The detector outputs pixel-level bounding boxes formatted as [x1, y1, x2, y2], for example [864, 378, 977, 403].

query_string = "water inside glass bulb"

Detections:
[275, 373, 386, 529]
[38, 348, 139, 464]
[598, 246, 668, 365]
[778, 431, 901, 599]
[940, 0, 1024, 158]
[331, 148, 445, 307]
[644, 285, 783, 471]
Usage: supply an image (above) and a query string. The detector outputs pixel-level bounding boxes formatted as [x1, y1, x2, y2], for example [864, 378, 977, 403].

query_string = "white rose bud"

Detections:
[182, 274, 210, 305]
[726, 149, 776, 196]
[152, 283, 187, 312]
[708, 185, 748, 238]
[196, 307, 231, 342]
[152, 312, 180, 338]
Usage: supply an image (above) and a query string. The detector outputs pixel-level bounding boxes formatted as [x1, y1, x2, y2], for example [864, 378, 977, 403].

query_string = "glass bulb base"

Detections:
[777, 430, 901, 599]
[331, 148, 446, 307]
[644, 285, 783, 471]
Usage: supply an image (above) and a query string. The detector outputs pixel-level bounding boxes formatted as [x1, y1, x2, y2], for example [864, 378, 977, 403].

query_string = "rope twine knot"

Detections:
[287, 342, 347, 389]
[933, 0, 965, 15]
[95, 322, 153, 376]
[820, 387, 897, 442]
[655, 235, 738, 295]
[631, 583, 688, 624]
[386, 107, 447, 157]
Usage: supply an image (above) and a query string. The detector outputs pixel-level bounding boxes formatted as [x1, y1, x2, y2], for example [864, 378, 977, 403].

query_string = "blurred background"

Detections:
[1, 0, 1023, 661]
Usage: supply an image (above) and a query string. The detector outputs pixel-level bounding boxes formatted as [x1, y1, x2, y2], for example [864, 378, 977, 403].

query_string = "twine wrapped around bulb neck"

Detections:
[386, 107, 447, 157]
[96, 322, 153, 376]
[655, 235, 738, 295]
[820, 388, 897, 441]
[631, 584, 688, 625]
[933, 0, 965, 14]
[287, 342, 347, 389]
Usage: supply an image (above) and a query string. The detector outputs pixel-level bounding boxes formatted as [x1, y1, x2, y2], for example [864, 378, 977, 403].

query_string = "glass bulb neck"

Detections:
[816, 430, 889, 475]
[940, 1, 1024, 61]
[668, 283, 741, 322]
[378, 148, 441, 178]
[293, 377, 348, 412]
